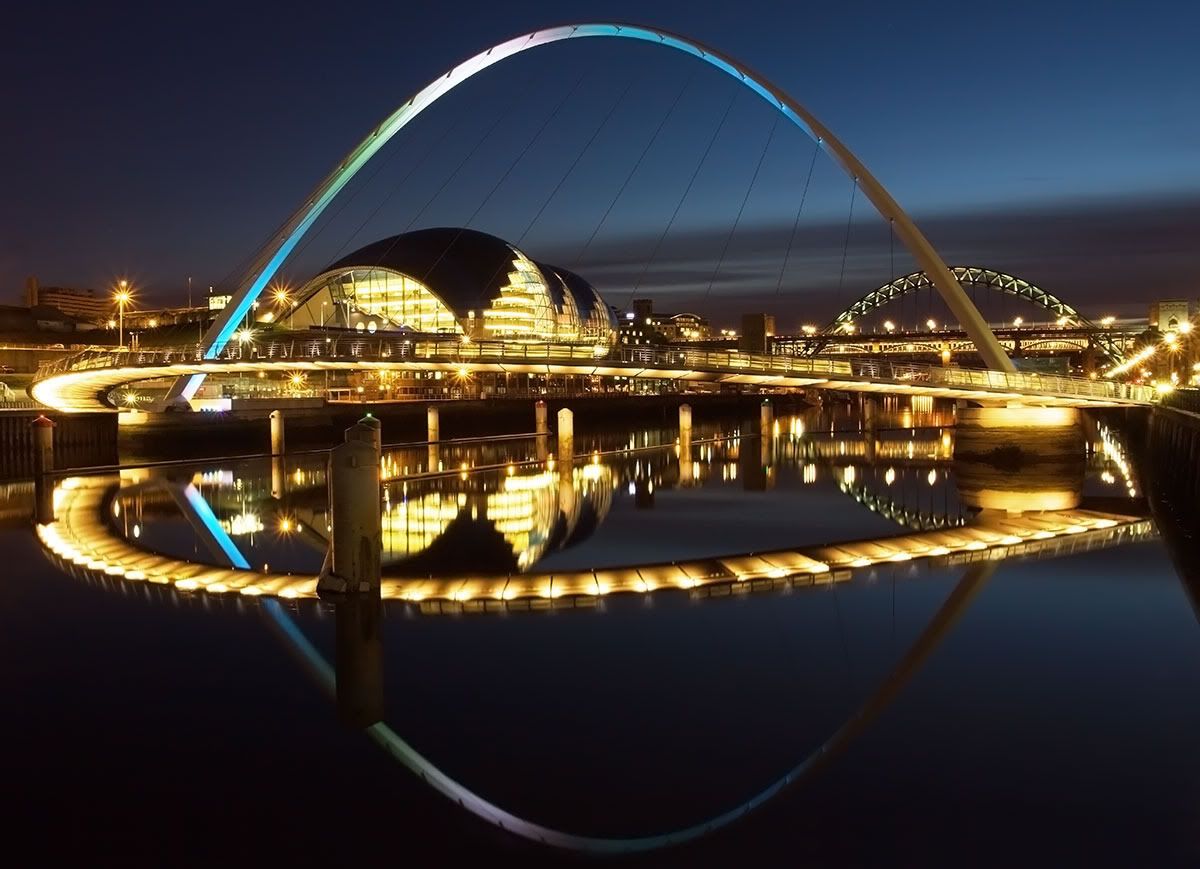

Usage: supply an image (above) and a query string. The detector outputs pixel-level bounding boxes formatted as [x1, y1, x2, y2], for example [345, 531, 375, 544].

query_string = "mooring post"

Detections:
[760, 398, 773, 438]
[426, 405, 439, 443]
[269, 409, 285, 456]
[318, 419, 382, 597]
[557, 407, 574, 467]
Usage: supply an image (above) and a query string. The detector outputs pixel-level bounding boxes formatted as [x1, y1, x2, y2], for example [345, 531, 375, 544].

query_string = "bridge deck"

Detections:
[30, 337, 1155, 412]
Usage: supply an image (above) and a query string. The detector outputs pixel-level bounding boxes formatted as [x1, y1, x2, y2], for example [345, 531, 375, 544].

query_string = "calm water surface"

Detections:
[5, 401, 1199, 866]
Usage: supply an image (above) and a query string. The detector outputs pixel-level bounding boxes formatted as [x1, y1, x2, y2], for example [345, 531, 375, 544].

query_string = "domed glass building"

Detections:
[277, 227, 617, 344]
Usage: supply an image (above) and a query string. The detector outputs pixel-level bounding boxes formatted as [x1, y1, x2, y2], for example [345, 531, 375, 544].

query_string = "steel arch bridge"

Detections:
[170, 19, 1015, 410]
[825, 267, 1091, 333]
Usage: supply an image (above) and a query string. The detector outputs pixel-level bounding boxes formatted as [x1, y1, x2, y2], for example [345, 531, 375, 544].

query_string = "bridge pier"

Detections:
[318, 420, 382, 597]
[535, 399, 549, 462]
[954, 406, 1084, 513]
[32, 416, 55, 525]
[557, 408, 574, 467]
[679, 403, 693, 486]
[269, 409, 285, 456]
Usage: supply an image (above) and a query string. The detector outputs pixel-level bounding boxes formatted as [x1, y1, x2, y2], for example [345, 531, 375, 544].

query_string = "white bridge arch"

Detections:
[179, 21, 1014, 408]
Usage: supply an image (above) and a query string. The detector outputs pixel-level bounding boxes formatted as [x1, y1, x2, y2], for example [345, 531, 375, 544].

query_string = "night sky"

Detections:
[5, 0, 1198, 326]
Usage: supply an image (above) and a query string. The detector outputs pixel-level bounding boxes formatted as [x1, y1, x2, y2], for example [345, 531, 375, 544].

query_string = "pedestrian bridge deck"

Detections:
[30, 336, 1155, 412]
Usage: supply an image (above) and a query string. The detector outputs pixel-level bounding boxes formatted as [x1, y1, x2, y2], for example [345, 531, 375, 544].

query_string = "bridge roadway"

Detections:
[41, 472, 1151, 611]
[31, 336, 1155, 412]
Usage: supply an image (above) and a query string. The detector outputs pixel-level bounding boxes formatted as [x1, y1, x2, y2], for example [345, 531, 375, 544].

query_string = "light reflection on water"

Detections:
[5, 401, 1199, 864]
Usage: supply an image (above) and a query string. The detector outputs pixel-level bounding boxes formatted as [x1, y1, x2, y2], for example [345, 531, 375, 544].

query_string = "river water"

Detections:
[4, 399, 1198, 866]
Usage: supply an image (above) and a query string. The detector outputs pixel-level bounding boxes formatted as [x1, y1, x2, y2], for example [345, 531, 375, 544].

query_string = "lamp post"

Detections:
[273, 286, 292, 329]
[114, 280, 132, 348]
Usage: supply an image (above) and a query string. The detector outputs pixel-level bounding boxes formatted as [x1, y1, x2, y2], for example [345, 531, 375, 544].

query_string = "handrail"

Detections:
[32, 333, 1157, 404]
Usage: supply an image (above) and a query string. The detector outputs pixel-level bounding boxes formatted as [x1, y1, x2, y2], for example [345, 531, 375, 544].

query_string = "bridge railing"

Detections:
[35, 334, 1155, 404]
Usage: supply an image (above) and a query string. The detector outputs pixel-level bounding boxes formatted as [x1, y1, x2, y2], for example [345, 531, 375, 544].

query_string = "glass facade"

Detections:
[287, 238, 617, 345]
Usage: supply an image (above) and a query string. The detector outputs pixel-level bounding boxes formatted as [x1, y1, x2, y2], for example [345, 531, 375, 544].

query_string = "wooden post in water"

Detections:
[426, 405, 439, 443]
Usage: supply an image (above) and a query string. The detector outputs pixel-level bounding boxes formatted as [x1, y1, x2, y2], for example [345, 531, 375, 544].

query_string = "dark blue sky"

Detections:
[4, 0, 1198, 325]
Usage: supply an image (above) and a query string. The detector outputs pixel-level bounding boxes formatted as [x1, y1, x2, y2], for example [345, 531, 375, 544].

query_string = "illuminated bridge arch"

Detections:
[826, 267, 1092, 334]
[184, 21, 1013, 402]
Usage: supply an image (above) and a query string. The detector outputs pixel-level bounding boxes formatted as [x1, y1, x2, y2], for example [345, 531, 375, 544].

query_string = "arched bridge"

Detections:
[31, 335, 1154, 413]
[827, 267, 1087, 331]
[822, 267, 1128, 362]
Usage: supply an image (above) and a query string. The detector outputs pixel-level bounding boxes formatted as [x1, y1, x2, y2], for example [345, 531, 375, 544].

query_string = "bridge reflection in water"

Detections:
[30, 410, 1155, 853]
[38, 410, 1149, 608]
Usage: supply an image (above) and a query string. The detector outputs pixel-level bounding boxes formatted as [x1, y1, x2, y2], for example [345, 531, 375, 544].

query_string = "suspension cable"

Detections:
[775, 138, 820, 296]
[835, 177, 858, 298]
[471, 74, 640, 302]
[327, 110, 470, 264]
[631, 87, 739, 302]
[570, 70, 696, 272]
[517, 75, 638, 247]
[416, 67, 593, 287]
[704, 115, 779, 298]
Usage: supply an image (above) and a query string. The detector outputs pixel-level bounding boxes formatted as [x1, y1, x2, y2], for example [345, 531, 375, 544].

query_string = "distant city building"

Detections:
[24, 277, 111, 321]
[617, 314, 659, 346]
[738, 313, 776, 353]
[1149, 300, 1192, 331]
[623, 298, 712, 343]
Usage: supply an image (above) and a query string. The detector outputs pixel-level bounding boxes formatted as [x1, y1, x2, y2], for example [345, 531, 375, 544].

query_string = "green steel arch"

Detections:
[171, 21, 1013, 404]
[825, 267, 1094, 333]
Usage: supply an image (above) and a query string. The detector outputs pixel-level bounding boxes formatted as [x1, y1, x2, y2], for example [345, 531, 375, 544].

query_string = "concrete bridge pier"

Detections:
[535, 400, 549, 462]
[954, 406, 1084, 514]
[557, 408, 574, 467]
[270, 409, 285, 456]
[271, 456, 285, 501]
[32, 415, 55, 525]
[426, 406, 439, 443]
[679, 403, 693, 486]
[318, 419, 382, 597]
[863, 397, 878, 464]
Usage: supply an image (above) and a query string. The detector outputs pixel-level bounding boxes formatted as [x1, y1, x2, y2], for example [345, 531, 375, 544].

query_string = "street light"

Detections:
[114, 280, 132, 348]
[883, 320, 895, 333]
[1012, 316, 1024, 328]
[925, 318, 937, 331]
[1101, 316, 1115, 328]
